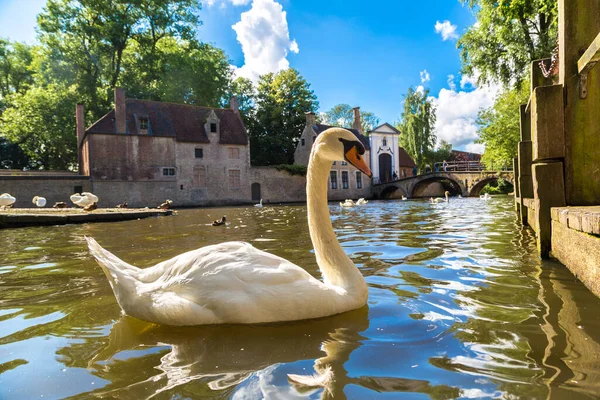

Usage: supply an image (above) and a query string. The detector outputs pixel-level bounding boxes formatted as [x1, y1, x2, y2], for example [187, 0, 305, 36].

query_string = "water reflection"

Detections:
[1, 198, 600, 399]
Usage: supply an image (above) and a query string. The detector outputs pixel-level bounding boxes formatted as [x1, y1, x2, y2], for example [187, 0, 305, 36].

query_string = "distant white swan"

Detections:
[0, 193, 16, 208]
[480, 193, 491, 200]
[254, 199, 263, 208]
[340, 199, 355, 208]
[32, 196, 47, 207]
[401, 196, 407, 201]
[86, 128, 372, 326]
[430, 191, 450, 204]
[356, 198, 368, 206]
[70, 192, 98, 208]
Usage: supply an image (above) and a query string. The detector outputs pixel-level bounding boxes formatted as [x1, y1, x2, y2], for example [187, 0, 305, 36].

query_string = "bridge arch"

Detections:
[408, 174, 466, 198]
[468, 176, 514, 197]
[379, 185, 408, 199]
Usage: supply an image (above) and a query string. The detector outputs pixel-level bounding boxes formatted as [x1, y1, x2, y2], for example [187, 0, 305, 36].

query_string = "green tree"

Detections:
[0, 84, 79, 170]
[424, 140, 452, 165]
[0, 40, 35, 102]
[458, 0, 558, 86]
[321, 103, 380, 134]
[476, 81, 530, 168]
[398, 87, 437, 168]
[250, 69, 319, 165]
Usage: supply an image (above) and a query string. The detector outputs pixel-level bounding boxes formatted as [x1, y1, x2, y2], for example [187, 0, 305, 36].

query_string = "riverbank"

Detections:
[0, 207, 172, 229]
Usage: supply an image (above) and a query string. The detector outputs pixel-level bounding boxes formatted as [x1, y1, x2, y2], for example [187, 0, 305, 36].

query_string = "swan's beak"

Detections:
[345, 147, 372, 177]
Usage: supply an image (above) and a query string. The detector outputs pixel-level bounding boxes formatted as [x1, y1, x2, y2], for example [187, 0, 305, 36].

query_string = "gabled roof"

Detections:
[369, 123, 402, 135]
[398, 147, 416, 167]
[86, 98, 248, 145]
[312, 124, 371, 151]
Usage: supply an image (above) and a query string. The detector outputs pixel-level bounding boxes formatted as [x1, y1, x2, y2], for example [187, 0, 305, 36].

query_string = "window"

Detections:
[195, 148, 203, 158]
[74, 185, 83, 194]
[301, 138, 305, 146]
[193, 166, 206, 188]
[139, 118, 149, 130]
[382, 137, 387, 146]
[210, 122, 217, 133]
[162, 167, 176, 176]
[341, 171, 349, 189]
[330, 171, 338, 189]
[228, 169, 241, 188]
[341, 161, 348, 166]
[356, 171, 362, 189]
[228, 147, 240, 159]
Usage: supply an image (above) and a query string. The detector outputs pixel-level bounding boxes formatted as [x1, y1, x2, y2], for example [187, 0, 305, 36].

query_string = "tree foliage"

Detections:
[476, 81, 530, 168]
[424, 140, 452, 165]
[398, 87, 437, 168]
[320, 103, 380, 134]
[458, 0, 558, 86]
[249, 69, 319, 166]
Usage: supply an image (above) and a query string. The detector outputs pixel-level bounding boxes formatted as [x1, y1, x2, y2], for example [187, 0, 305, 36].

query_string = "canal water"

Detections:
[1, 197, 600, 399]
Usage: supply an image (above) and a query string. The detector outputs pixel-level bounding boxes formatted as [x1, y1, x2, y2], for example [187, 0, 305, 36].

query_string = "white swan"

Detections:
[0, 193, 16, 208]
[401, 196, 407, 201]
[70, 192, 98, 208]
[32, 196, 47, 207]
[356, 198, 368, 206]
[339, 199, 355, 208]
[86, 128, 372, 326]
[254, 199, 263, 208]
[480, 193, 491, 200]
[430, 191, 450, 204]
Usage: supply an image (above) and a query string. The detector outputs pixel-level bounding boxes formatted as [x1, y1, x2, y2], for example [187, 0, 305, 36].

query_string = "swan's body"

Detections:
[87, 128, 371, 326]
[254, 199, 263, 208]
[458, 194, 463, 199]
[0, 193, 16, 208]
[340, 199, 355, 208]
[356, 198, 368, 206]
[70, 192, 98, 208]
[480, 193, 491, 200]
[401, 196, 407, 201]
[430, 191, 450, 204]
[32, 196, 46, 207]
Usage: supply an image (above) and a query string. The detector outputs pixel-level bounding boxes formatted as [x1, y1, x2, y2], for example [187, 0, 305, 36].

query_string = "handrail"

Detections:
[578, 30, 600, 75]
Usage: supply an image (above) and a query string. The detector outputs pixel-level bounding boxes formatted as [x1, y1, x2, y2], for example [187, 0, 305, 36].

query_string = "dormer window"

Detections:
[139, 118, 148, 130]
[210, 123, 217, 133]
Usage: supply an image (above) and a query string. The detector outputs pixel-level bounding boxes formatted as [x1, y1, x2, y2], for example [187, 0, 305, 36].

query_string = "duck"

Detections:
[254, 199, 263, 208]
[211, 216, 226, 226]
[32, 196, 47, 207]
[86, 127, 372, 326]
[70, 192, 98, 208]
[158, 199, 173, 209]
[339, 199, 355, 208]
[83, 202, 98, 212]
[430, 191, 450, 204]
[480, 193, 491, 200]
[356, 198, 368, 206]
[0, 193, 16, 209]
[53, 202, 68, 208]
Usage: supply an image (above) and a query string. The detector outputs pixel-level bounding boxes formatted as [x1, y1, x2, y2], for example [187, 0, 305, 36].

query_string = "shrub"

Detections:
[275, 164, 307, 176]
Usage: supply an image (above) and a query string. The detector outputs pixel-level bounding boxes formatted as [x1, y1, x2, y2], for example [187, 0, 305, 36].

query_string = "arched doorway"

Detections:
[410, 177, 464, 198]
[251, 182, 261, 201]
[379, 153, 392, 183]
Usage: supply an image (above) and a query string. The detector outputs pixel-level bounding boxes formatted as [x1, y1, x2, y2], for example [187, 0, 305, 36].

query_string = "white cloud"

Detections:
[430, 76, 501, 152]
[205, 0, 251, 6]
[420, 69, 430, 84]
[416, 85, 425, 94]
[231, 0, 298, 81]
[447, 74, 456, 91]
[460, 74, 478, 89]
[435, 20, 459, 41]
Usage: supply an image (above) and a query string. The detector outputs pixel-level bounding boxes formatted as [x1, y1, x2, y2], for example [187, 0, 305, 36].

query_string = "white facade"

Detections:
[369, 123, 402, 183]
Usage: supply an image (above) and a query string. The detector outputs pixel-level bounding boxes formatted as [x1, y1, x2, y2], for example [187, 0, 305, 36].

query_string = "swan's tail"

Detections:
[86, 237, 140, 307]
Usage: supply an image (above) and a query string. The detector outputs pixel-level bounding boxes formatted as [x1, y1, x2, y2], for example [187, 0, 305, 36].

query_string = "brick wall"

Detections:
[0, 175, 92, 208]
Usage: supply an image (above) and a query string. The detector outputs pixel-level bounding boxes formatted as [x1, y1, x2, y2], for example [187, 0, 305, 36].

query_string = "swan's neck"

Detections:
[307, 154, 367, 293]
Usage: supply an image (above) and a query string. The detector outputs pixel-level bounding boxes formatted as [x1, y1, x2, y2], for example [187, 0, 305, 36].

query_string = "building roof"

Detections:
[86, 98, 248, 145]
[449, 149, 482, 162]
[398, 147, 416, 167]
[369, 123, 402, 135]
[312, 124, 371, 151]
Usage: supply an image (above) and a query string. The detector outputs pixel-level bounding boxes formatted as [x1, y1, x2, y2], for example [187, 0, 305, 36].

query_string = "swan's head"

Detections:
[314, 128, 372, 177]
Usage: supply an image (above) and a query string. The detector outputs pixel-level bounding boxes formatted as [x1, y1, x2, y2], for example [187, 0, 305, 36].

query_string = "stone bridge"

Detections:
[373, 170, 515, 199]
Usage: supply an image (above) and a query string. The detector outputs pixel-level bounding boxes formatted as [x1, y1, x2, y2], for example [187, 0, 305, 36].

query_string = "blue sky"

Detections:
[0, 0, 500, 152]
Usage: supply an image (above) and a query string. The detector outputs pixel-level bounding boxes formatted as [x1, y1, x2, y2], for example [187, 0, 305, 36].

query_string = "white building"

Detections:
[369, 123, 415, 183]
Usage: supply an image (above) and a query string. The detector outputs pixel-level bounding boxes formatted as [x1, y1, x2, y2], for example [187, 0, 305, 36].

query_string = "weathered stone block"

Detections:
[513, 157, 520, 197]
[519, 104, 531, 141]
[519, 175, 534, 199]
[582, 211, 600, 235]
[533, 161, 566, 257]
[531, 85, 565, 162]
[518, 141, 533, 177]
[568, 210, 583, 231]
[551, 221, 600, 298]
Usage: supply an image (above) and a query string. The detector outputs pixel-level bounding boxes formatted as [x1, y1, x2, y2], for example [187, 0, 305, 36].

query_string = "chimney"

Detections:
[114, 87, 126, 133]
[305, 112, 316, 127]
[230, 95, 239, 112]
[352, 106, 361, 133]
[76, 103, 85, 174]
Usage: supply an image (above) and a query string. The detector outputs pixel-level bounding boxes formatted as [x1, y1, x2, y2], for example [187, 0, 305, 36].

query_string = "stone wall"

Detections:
[249, 167, 306, 204]
[0, 174, 92, 208]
